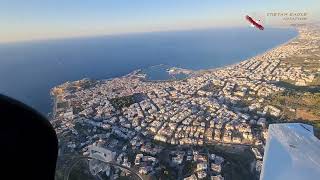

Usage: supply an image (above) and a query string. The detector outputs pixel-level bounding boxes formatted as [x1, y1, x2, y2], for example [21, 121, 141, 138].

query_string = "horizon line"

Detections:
[0, 24, 298, 45]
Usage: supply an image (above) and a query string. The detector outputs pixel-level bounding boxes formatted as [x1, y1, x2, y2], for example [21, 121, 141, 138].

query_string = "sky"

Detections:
[0, 0, 319, 43]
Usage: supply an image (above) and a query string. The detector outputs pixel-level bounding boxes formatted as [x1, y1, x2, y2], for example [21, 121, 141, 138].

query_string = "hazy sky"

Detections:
[1, 0, 319, 43]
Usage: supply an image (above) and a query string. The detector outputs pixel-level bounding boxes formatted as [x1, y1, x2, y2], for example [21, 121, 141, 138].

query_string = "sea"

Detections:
[0, 27, 298, 116]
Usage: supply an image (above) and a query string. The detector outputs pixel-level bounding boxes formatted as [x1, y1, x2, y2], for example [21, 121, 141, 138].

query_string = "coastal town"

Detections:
[51, 25, 320, 180]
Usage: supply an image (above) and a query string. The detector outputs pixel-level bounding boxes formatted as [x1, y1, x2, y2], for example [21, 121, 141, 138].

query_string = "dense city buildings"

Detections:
[52, 25, 320, 179]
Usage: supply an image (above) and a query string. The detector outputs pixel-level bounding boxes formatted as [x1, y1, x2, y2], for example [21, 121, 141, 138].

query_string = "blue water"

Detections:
[0, 27, 298, 115]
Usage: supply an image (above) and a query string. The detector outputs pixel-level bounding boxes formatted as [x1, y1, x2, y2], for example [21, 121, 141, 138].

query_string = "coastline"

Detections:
[138, 27, 300, 80]
[202, 28, 300, 73]
[50, 28, 300, 116]
[121, 28, 300, 81]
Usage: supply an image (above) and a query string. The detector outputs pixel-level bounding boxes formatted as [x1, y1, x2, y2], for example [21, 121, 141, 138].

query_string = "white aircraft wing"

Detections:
[260, 123, 320, 180]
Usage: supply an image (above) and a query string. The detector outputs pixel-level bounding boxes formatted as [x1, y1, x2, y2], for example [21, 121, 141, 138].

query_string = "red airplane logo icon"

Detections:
[246, 15, 264, 30]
